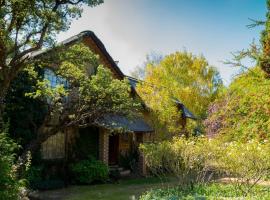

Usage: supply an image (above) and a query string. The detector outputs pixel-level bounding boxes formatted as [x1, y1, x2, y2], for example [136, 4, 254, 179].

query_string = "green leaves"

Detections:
[141, 137, 270, 195]
[137, 51, 223, 136]
[0, 1, 103, 112]
[205, 67, 270, 141]
[76, 66, 140, 119]
[26, 43, 140, 129]
[70, 157, 109, 184]
[0, 125, 21, 200]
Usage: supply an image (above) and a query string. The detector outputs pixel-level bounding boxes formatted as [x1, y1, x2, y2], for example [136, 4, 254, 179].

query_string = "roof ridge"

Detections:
[30, 30, 124, 78]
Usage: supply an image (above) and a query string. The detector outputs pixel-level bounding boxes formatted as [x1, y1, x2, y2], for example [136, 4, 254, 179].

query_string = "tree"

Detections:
[205, 0, 270, 140]
[260, 0, 270, 76]
[131, 52, 163, 80]
[226, 0, 270, 77]
[5, 68, 47, 150]
[17, 43, 140, 168]
[137, 51, 222, 137]
[204, 67, 270, 141]
[0, 0, 103, 129]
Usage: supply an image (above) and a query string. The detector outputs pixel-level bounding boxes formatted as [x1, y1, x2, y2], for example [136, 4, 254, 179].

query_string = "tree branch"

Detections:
[7, 30, 42, 56]
[61, 0, 84, 5]
[8, 0, 61, 76]
[0, 0, 5, 8]
[247, 18, 265, 29]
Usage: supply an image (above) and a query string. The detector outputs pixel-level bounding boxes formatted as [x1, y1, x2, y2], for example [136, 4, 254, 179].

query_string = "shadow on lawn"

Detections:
[33, 177, 176, 200]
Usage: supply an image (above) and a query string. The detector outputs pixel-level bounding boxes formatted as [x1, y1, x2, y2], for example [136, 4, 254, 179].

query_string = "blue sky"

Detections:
[57, 0, 266, 85]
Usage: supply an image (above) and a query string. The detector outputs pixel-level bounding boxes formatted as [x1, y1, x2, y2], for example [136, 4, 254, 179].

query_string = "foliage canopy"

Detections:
[204, 67, 270, 141]
[0, 0, 103, 129]
[137, 51, 222, 136]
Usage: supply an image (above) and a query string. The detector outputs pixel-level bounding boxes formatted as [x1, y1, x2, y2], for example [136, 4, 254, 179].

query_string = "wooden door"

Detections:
[109, 134, 119, 165]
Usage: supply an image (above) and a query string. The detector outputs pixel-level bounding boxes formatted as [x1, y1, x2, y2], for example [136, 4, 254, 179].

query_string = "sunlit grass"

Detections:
[38, 177, 175, 200]
[38, 177, 270, 200]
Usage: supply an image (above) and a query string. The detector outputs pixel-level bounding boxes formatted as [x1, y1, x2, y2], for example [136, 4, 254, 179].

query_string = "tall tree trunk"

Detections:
[0, 80, 9, 131]
[0, 96, 5, 131]
[0, 68, 25, 129]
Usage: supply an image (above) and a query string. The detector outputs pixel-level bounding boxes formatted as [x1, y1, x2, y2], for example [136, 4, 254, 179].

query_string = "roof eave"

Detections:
[30, 30, 125, 79]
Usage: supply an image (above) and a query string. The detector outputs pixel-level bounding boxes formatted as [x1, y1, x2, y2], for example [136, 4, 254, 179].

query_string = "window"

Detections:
[86, 63, 96, 76]
[44, 69, 68, 88]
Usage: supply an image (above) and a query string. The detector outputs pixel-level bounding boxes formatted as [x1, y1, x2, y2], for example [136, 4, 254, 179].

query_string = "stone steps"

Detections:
[119, 169, 131, 177]
[109, 165, 131, 177]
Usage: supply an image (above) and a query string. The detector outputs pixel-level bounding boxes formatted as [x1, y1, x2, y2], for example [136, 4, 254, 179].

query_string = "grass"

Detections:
[37, 177, 175, 200]
[37, 177, 270, 200]
[140, 183, 270, 200]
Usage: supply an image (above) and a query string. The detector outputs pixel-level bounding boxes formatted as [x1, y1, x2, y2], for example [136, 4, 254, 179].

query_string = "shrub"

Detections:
[140, 137, 220, 187]
[141, 137, 270, 195]
[213, 140, 270, 195]
[25, 164, 67, 190]
[119, 149, 139, 171]
[0, 125, 21, 200]
[25, 165, 43, 186]
[70, 157, 109, 184]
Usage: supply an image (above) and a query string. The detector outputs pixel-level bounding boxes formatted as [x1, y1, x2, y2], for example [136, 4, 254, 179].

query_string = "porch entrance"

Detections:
[109, 134, 119, 165]
[76, 126, 99, 160]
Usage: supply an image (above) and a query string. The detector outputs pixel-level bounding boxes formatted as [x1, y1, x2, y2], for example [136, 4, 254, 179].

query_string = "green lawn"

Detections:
[140, 183, 270, 200]
[36, 177, 270, 200]
[37, 177, 175, 200]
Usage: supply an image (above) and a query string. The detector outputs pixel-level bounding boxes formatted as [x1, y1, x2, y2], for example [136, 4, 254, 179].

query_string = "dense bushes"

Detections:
[70, 157, 109, 184]
[204, 67, 270, 141]
[0, 126, 21, 200]
[141, 137, 270, 195]
[25, 165, 65, 190]
[25, 165, 43, 187]
[119, 149, 139, 171]
[214, 139, 270, 195]
[141, 137, 217, 187]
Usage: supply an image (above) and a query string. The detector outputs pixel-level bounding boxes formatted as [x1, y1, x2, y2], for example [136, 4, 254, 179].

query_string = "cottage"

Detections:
[33, 30, 195, 176]
[34, 31, 154, 176]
